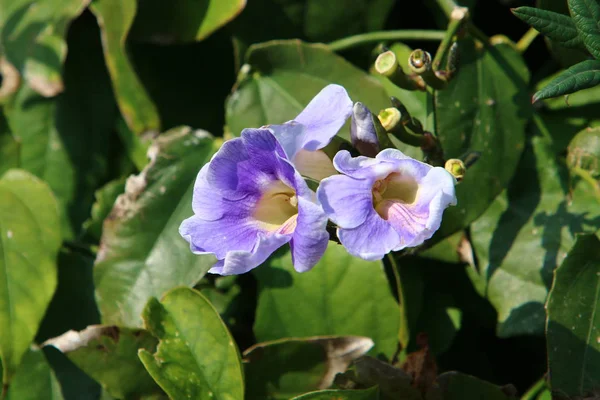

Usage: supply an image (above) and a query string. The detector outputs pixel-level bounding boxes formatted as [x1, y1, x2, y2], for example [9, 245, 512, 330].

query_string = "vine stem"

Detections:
[516, 27, 540, 54]
[435, 0, 460, 18]
[327, 30, 446, 52]
[386, 254, 410, 351]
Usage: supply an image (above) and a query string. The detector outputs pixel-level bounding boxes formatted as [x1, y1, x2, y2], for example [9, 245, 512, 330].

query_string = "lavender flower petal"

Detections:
[318, 148, 457, 259]
[180, 128, 329, 275]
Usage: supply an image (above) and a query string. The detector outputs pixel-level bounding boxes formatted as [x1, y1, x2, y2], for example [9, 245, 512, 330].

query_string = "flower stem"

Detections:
[387, 254, 410, 351]
[432, 6, 469, 71]
[327, 30, 446, 52]
[435, 0, 460, 18]
[516, 27, 540, 54]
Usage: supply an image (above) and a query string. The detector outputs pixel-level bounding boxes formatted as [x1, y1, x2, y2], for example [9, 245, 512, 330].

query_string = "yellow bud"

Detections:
[445, 159, 466, 182]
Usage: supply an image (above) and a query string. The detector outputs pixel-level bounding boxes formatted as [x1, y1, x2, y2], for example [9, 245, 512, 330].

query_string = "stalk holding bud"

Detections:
[409, 49, 448, 90]
[375, 51, 425, 91]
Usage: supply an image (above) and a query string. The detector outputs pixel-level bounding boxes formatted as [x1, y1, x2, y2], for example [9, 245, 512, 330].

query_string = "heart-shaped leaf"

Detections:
[470, 134, 600, 337]
[254, 243, 400, 358]
[546, 234, 600, 397]
[94, 127, 217, 327]
[434, 36, 531, 240]
[0, 169, 61, 382]
[226, 40, 392, 139]
[138, 287, 244, 399]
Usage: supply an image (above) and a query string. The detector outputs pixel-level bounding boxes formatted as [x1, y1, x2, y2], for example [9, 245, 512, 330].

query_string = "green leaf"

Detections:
[4, 14, 119, 238]
[226, 40, 392, 139]
[0, 0, 88, 97]
[90, 0, 160, 134]
[568, 0, 600, 59]
[291, 387, 379, 400]
[129, 0, 245, 43]
[425, 372, 514, 400]
[36, 248, 100, 343]
[244, 336, 374, 400]
[546, 234, 600, 397]
[45, 325, 163, 399]
[254, 243, 400, 358]
[0, 114, 19, 176]
[533, 60, 600, 102]
[138, 287, 244, 399]
[470, 135, 600, 336]
[0, 169, 61, 382]
[81, 178, 127, 244]
[434, 37, 531, 240]
[512, 7, 584, 49]
[6, 347, 63, 400]
[536, 0, 590, 67]
[94, 127, 217, 327]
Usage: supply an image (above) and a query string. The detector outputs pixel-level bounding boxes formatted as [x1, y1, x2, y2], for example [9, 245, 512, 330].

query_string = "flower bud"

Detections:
[409, 49, 448, 90]
[567, 127, 600, 178]
[375, 51, 424, 91]
[378, 108, 424, 147]
[350, 102, 380, 157]
[445, 158, 466, 182]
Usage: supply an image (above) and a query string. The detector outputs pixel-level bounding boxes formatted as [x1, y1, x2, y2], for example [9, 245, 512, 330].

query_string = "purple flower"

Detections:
[317, 149, 457, 260]
[269, 84, 353, 181]
[179, 129, 329, 275]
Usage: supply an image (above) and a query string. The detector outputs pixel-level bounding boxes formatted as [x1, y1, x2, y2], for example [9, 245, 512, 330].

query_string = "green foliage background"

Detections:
[0, 0, 599, 399]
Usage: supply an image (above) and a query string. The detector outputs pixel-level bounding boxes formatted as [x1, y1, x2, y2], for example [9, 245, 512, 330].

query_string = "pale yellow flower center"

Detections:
[372, 173, 418, 220]
[253, 180, 298, 234]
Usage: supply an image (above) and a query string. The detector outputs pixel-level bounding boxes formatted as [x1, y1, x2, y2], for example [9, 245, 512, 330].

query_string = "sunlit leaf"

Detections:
[3, 14, 118, 238]
[130, 0, 246, 43]
[139, 288, 244, 399]
[470, 135, 600, 336]
[226, 40, 392, 140]
[254, 243, 400, 358]
[6, 347, 63, 400]
[434, 36, 531, 240]
[0, 0, 88, 96]
[90, 0, 160, 134]
[0, 169, 61, 382]
[94, 127, 217, 327]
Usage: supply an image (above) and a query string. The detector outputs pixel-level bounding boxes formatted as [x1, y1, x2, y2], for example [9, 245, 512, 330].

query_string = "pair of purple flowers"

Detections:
[179, 85, 457, 275]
